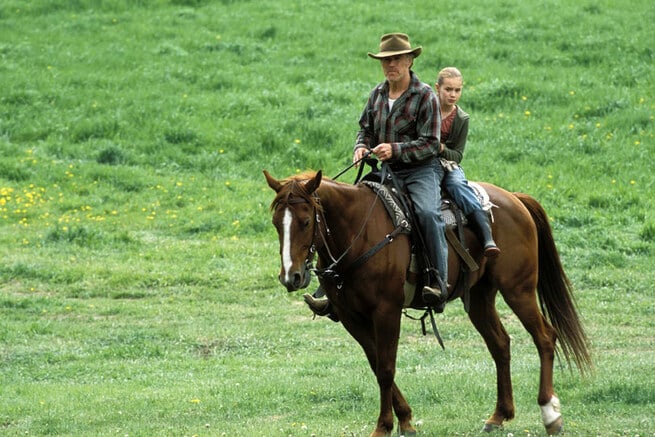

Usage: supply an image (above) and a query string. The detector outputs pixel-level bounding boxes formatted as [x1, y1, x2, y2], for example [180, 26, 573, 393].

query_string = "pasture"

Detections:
[1, 0, 654, 435]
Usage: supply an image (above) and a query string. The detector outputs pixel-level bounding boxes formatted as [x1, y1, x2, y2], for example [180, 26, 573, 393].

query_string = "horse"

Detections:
[264, 169, 592, 437]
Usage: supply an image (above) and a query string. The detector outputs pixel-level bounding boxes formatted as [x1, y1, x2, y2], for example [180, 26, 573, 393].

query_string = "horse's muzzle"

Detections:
[279, 267, 312, 292]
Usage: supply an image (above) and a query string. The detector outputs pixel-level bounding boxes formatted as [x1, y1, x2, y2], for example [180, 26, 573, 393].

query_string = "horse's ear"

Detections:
[304, 170, 322, 195]
[263, 170, 283, 193]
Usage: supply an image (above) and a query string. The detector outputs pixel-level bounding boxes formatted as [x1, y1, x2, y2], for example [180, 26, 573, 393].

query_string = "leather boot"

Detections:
[303, 292, 340, 322]
[303, 293, 331, 315]
[422, 285, 442, 305]
[422, 274, 448, 310]
[468, 210, 500, 257]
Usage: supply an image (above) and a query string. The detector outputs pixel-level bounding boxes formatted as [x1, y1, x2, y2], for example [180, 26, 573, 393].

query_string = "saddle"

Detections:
[358, 163, 494, 311]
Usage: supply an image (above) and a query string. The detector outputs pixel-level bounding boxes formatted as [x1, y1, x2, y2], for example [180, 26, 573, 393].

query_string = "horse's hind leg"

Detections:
[467, 288, 515, 431]
[502, 290, 561, 433]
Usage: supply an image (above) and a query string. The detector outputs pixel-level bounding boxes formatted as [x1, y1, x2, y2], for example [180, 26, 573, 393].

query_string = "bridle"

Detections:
[276, 195, 320, 284]
[311, 190, 385, 289]
[275, 154, 405, 290]
[282, 183, 405, 291]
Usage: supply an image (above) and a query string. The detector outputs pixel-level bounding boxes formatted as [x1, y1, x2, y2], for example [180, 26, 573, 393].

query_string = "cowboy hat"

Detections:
[367, 33, 422, 59]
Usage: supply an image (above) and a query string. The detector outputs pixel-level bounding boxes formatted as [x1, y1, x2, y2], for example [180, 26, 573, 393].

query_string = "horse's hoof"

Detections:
[398, 428, 417, 436]
[545, 416, 563, 435]
[481, 422, 501, 433]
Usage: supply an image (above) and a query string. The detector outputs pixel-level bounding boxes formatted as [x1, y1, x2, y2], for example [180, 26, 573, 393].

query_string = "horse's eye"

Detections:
[302, 218, 311, 229]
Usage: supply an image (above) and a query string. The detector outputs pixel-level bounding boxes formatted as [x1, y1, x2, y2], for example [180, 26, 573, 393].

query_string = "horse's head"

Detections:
[264, 169, 323, 292]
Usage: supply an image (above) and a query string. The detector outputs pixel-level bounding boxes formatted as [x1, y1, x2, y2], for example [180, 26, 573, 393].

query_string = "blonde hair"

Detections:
[437, 67, 463, 86]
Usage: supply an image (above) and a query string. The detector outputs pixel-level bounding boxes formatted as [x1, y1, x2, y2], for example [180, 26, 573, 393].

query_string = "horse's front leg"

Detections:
[340, 302, 410, 437]
[371, 301, 413, 437]
[392, 384, 416, 436]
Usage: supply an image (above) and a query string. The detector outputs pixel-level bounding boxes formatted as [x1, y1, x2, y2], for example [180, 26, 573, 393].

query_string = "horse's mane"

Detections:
[289, 170, 324, 181]
[269, 171, 327, 212]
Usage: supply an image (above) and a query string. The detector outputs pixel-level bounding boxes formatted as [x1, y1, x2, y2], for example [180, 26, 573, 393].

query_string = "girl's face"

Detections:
[436, 76, 463, 108]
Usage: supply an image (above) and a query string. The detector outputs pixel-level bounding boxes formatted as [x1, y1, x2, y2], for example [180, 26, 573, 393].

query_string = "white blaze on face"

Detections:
[281, 207, 293, 282]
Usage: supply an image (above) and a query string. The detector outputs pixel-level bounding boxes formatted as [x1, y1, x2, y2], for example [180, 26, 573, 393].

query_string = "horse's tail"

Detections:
[514, 192, 593, 375]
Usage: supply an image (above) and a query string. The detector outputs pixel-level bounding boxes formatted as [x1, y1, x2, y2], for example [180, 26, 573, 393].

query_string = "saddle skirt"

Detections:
[361, 180, 412, 233]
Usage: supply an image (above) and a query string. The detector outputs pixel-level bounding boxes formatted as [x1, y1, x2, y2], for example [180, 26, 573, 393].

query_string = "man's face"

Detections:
[380, 54, 412, 83]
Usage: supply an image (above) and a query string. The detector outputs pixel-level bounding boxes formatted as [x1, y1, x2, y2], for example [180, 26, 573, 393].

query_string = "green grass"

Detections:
[1, 0, 654, 435]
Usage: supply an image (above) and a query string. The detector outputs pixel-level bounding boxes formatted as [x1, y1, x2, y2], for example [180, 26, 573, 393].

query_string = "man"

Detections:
[304, 33, 449, 316]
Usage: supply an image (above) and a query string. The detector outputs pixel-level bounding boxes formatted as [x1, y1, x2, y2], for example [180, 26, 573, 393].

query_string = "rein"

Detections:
[309, 173, 403, 289]
[313, 219, 405, 289]
[280, 154, 402, 291]
[332, 150, 372, 181]
[283, 164, 446, 346]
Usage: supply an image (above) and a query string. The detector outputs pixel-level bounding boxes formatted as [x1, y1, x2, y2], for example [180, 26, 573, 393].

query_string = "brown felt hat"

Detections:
[367, 33, 422, 59]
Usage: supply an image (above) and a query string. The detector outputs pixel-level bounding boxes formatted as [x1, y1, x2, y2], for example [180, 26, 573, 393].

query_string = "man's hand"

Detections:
[372, 143, 392, 161]
[352, 146, 370, 166]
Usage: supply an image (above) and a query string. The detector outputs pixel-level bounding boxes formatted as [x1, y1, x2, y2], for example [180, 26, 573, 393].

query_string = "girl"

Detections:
[437, 67, 500, 257]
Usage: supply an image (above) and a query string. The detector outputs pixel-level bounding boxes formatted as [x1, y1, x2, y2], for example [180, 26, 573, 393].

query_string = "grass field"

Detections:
[1, 0, 654, 436]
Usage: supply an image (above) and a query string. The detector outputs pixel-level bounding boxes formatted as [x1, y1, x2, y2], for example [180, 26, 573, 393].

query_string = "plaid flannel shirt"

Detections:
[355, 71, 441, 168]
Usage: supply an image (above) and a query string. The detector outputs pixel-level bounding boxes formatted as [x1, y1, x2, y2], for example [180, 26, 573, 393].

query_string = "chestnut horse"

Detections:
[264, 169, 591, 437]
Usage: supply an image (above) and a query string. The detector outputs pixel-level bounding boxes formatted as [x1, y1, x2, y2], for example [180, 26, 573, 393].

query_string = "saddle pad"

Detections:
[469, 182, 495, 213]
[361, 181, 412, 233]
[364, 180, 495, 229]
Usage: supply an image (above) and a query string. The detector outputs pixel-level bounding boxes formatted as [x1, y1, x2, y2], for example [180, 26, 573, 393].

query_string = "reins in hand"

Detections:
[332, 150, 372, 182]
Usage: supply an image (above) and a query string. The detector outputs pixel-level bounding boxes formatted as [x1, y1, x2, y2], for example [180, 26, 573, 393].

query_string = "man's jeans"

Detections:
[395, 161, 448, 284]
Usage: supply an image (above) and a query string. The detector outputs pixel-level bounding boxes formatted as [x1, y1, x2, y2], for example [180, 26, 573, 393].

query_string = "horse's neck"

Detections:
[315, 181, 408, 277]
[317, 182, 353, 223]
[317, 182, 378, 249]
[318, 180, 362, 212]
